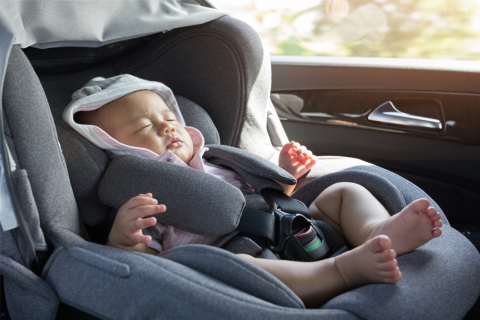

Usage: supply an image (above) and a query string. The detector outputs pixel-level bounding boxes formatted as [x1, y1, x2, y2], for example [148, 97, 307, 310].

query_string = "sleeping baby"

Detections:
[64, 75, 442, 307]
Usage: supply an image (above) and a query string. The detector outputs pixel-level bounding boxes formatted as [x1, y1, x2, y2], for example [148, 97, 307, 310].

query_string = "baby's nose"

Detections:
[164, 124, 175, 134]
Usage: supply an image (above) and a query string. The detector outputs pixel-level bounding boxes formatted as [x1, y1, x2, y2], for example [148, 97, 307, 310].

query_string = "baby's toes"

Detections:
[380, 267, 401, 278]
[383, 270, 402, 283]
[368, 235, 392, 253]
[426, 207, 441, 219]
[433, 220, 443, 228]
[377, 259, 398, 271]
[374, 249, 396, 263]
[432, 228, 442, 238]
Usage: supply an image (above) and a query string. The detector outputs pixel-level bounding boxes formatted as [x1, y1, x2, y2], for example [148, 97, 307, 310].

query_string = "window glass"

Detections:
[211, 0, 480, 61]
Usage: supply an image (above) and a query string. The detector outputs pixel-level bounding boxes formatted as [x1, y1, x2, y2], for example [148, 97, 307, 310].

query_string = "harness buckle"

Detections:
[270, 209, 330, 262]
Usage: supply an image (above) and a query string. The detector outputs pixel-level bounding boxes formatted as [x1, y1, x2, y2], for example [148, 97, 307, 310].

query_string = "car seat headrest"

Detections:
[57, 95, 220, 229]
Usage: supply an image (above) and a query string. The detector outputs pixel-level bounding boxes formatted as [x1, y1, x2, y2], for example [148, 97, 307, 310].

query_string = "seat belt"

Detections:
[237, 188, 334, 262]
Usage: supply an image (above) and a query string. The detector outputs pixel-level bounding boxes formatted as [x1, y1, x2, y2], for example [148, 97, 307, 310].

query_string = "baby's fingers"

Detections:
[125, 194, 159, 209]
[280, 141, 296, 155]
[294, 145, 307, 158]
[132, 233, 152, 244]
[304, 155, 317, 168]
[129, 216, 157, 233]
[132, 204, 166, 220]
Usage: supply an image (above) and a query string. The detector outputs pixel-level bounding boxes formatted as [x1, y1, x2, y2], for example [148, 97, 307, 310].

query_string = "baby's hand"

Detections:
[108, 193, 166, 251]
[278, 141, 317, 180]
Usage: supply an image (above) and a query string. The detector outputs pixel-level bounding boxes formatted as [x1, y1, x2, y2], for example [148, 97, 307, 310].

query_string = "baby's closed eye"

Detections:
[135, 124, 152, 132]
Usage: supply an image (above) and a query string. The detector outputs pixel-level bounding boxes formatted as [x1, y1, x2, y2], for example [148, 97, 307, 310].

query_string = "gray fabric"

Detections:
[266, 98, 290, 149]
[235, 35, 283, 163]
[69, 247, 130, 278]
[244, 193, 276, 213]
[358, 165, 449, 223]
[161, 245, 304, 308]
[3, 46, 86, 241]
[0, 227, 28, 269]
[98, 155, 246, 237]
[204, 144, 295, 193]
[295, 156, 374, 191]
[293, 169, 406, 216]
[256, 248, 279, 260]
[142, 224, 163, 247]
[56, 122, 111, 228]
[2, 114, 19, 166]
[222, 236, 263, 256]
[44, 242, 360, 320]
[4, 0, 225, 48]
[41, 65, 117, 122]
[0, 254, 59, 320]
[176, 95, 221, 145]
[11, 169, 47, 252]
[322, 225, 480, 320]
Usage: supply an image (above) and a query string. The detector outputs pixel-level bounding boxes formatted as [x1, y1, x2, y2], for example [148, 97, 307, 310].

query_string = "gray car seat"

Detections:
[1, 15, 480, 320]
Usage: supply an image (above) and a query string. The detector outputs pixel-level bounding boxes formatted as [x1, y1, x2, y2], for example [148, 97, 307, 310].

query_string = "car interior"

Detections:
[1, 1, 480, 319]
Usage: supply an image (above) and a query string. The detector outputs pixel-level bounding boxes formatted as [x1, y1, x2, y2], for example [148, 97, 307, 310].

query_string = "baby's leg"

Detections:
[308, 182, 442, 255]
[239, 235, 401, 308]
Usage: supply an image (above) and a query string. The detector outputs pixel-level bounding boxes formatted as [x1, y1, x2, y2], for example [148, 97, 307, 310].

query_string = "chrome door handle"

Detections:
[368, 101, 442, 130]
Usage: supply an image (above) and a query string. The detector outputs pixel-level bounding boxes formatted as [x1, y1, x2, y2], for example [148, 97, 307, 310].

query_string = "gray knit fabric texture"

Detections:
[323, 225, 480, 320]
[11, 169, 47, 253]
[56, 122, 111, 228]
[1, 254, 59, 320]
[176, 95, 220, 145]
[204, 144, 296, 193]
[294, 169, 406, 216]
[98, 155, 246, 237]
[3, 45, 86, 240]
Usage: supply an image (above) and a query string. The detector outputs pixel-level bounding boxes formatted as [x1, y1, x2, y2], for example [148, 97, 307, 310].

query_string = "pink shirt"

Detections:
[146, 127, 254, 253]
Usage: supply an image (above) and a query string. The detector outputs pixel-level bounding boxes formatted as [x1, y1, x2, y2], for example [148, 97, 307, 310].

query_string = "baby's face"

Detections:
[99, 90, 194, 164]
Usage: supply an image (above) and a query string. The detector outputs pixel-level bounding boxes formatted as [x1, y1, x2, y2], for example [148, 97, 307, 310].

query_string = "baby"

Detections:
[66, 75, 442, 308]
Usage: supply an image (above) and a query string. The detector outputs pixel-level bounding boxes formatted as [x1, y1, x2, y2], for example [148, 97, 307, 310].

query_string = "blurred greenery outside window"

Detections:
[210, 0, 480, 61]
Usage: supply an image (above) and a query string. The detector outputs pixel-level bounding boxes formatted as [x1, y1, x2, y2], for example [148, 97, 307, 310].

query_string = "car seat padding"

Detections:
[204, 145, 296, 194]
[99, 155, 246, 237]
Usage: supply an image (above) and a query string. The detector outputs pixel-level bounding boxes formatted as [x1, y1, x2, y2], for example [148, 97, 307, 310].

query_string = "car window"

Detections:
[211, 0, 480, 61]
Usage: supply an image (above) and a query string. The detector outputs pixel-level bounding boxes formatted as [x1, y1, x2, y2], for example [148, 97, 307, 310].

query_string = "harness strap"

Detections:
[260, 188, 311, 218]
[237, 207, 276, 243]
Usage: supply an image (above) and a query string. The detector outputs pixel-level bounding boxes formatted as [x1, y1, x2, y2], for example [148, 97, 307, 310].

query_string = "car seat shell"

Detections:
[1, 14, 480, 320]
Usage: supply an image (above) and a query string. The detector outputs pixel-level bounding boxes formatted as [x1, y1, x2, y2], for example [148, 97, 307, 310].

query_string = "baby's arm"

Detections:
[108, 193, 165, 255]
[277, 141, 317, 195]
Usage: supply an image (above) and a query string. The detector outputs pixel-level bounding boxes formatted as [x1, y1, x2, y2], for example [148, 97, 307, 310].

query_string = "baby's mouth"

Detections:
[167, 136, 183, 149]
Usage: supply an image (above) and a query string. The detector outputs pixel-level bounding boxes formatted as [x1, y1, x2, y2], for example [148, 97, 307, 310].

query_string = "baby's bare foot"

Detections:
[335, 235, 402, 288]
[369, 199, 443, 256]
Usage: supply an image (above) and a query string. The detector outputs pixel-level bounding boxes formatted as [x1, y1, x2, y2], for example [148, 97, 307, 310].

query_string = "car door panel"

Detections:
[271, 56, 480, 248]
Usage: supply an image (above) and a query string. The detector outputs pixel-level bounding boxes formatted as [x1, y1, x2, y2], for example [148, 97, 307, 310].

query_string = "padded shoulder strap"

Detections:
[98, 155, 246, 237]
[204, 144, 296, 193]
